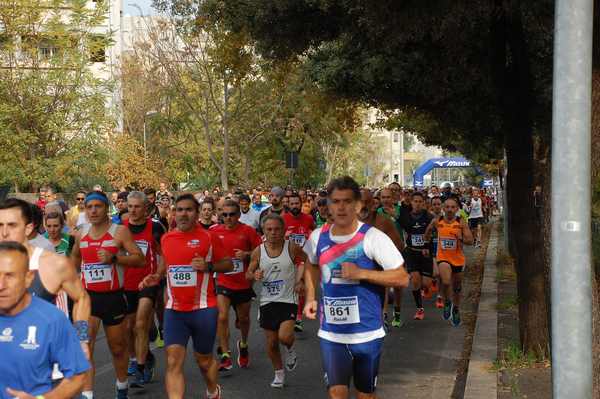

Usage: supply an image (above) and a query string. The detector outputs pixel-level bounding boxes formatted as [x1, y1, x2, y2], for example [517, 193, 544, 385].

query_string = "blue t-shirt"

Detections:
[0, 297, 90, 398]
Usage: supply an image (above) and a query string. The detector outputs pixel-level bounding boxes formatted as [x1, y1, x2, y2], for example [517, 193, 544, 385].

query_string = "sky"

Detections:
[123, 0, 156, 16]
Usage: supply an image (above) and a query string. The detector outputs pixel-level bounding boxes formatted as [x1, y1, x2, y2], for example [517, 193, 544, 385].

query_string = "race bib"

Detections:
[83, 263, 112, 284]
[262, 280, 283, 297]
[226, 258, 244, 275]
[136, 240, 149, 256]
[323, 296, 360, 325]
[168, 265, 197, 287]
[441, 239, 457, 250]
[289, 233, 306, 247]
[411, 234, 425, 247]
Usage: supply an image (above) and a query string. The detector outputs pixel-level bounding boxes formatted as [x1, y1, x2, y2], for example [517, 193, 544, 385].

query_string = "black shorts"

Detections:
[124, 286, 159, 315]
[89, 290, 127, 326]
[216, 286, 256, 307]
[437, 261, 464, 274]
[469, 217, 484, 229]
[259, 302, 297, 331]
[403, 249, 433, 277]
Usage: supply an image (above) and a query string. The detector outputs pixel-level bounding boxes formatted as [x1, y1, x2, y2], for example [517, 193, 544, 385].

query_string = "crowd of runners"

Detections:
[0, 178, 497, 399]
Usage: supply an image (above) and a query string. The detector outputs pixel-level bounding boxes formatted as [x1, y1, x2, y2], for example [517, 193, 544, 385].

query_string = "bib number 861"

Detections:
[329, 306, 351, 317]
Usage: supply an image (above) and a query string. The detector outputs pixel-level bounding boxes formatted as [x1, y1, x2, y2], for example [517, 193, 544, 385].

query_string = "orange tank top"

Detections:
[436, 217, 465, 266]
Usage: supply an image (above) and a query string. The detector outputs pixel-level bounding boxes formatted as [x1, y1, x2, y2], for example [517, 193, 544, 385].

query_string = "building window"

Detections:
[89, 35, 107, 63]
[393, 132, 399, 143]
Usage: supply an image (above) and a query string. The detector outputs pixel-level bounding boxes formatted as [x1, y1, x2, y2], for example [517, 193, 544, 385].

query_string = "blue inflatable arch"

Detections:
[413, 157, 483, 187]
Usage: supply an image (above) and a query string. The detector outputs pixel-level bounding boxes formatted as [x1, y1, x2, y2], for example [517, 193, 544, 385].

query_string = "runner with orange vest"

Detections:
[140, 193, 233, 399]
[425, 195, 473, 327]
[71, 191, 145, 399]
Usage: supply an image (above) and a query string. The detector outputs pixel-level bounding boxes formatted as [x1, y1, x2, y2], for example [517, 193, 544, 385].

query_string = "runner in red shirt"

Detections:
[71, 191, 145, 399]
[282, 193, 315, 332]
[210, 199, 262, 371]
[140, 193, 232, 399]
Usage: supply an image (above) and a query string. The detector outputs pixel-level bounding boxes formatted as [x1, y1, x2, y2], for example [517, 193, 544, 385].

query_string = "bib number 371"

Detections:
[323, 296, 360, 325]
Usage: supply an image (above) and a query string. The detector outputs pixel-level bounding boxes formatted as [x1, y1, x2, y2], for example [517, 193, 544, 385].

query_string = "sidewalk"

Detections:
[378, 225, 493, 399]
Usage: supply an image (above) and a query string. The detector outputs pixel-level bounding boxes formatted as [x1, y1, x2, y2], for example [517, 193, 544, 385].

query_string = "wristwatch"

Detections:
[111, 254, 118, 264]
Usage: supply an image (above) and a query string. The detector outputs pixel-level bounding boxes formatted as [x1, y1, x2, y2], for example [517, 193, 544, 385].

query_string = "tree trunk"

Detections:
[221, 81, 230, 191]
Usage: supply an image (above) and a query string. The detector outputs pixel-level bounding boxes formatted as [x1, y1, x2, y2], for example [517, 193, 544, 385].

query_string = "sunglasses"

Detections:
[221, 212, 238, 218]
[76, 197, 85, 201]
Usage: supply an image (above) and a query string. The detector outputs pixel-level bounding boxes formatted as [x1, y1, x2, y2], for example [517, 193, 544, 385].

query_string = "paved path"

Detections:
[93, 246, 480, 399]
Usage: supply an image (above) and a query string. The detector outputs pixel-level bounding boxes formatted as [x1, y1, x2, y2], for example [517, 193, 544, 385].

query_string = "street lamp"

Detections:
[143, 110, 158, 164]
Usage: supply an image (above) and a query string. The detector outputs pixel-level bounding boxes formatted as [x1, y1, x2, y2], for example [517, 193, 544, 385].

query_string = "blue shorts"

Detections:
[320, 337, 383, 394]
[164, 308, 218, 354]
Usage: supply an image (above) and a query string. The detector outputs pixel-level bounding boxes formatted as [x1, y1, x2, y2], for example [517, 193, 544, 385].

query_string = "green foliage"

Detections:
[0, 0, 114, 190]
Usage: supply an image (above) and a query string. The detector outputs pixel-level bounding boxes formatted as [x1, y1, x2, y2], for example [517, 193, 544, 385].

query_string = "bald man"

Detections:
[359, 189, 406, 329]
[0, 241, 89, 399]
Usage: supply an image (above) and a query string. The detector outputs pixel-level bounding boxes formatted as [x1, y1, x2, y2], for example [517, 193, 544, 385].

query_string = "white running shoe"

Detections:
[270, 370, 285, 388]
[285, 348, 298, 371]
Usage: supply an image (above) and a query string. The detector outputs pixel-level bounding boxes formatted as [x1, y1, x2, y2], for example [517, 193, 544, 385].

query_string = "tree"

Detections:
[0, 0, 115, 191]
[197, 0, 554, 356]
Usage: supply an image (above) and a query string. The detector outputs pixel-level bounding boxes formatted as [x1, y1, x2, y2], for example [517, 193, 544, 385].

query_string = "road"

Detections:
[93, 246, 478, 399]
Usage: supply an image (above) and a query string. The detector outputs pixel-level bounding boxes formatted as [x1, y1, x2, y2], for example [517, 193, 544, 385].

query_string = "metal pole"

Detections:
[551, 0, 593, 398]
[143, 117, 147, 165]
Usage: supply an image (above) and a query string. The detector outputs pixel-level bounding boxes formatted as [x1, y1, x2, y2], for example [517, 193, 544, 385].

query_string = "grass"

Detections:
[493, 341, 545, 371]
[497, 294, 519, 311]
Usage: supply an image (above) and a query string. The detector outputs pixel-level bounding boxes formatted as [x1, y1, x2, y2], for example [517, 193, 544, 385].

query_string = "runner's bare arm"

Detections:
[70, 231, 82, 270]
[460, 219, 474, 245]
[139, 256, 165, 289]
[7, 372, 85, 399]
[378, 215, 405, 251]
[303, 260, 320, 319]
[341, 262, 409, 288]
[210, 257, 234, 273]
[55, 254, 91, 323]
[114, 225, 145, 266]
[424, 218, 437, 242]
[289, 242, 305, 288]
[245, 247, 261, 280]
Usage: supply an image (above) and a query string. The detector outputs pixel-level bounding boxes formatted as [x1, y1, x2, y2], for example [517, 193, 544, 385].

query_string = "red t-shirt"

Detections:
[123, 219, 158, 291]
[161, 225, 226, 311]
[283, 212, 315, 247]
[210, 223, 262, 290]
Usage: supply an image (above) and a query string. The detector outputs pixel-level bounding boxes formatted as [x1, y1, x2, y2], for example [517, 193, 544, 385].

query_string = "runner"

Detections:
[44, 211, 74, 256]
[0, 241, 90, 399]
[70, 191, 146, 399]
[0, 198, 91, 354]
[358, 189, 405, 329]
[467, 188, 484, 247]
[199, 198, 216, 230]
[303, 176, 409, 399]
[139, 193, 232, 399]
[258, 187, 286, 234]
[425, 196, 473, 327]
[28, 204, 54, 252]
[68, 191, 88, 230]
[239, 194, 260, 230]
[282, 192, 315, 333]
[429, 196, 444, 309]
[398, 192, 434, 321]
[123, 191, 166, 387]
[211, 199, 262, 371]
[314, 198, 329, 228]
[246, 213, 304, 388]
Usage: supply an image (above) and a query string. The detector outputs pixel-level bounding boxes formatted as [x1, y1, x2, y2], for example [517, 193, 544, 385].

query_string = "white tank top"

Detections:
[469, 198, 484, 219]
[258, 240, 297, 305]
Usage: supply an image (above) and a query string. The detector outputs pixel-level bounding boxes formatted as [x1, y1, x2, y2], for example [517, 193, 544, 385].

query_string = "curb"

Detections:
[464, 223, 499, 399]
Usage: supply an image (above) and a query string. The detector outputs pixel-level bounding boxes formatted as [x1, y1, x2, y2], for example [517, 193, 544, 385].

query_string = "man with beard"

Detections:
[258, 187, 286, 234]
[282, 193, 315, 333]
[358, 189, 405, 330]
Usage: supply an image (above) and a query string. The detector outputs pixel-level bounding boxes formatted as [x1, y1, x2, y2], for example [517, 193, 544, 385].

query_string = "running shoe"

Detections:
[127, 359, 137, 376]
[443, 301, 452, 321]
[131, 368, 145, 388]
[237, 340, 250, 368]
[285, 348, 298, 371]
[451, 306, 461, 327]
[116, 387, 129, 399]
[294, 319, 304, 332]
[391, 313, 403, 328]
[271, 372, 285, 388]
[219, 352, 233, 372]
[435, 296, 444, 309]
[145, 351, 155, 382]
[154, 335, 164, 348]
[206, 384, 222, 399]
[414, 308, 425, 320]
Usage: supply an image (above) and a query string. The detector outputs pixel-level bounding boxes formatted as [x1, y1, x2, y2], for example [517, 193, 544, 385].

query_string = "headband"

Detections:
[85, 192, 109, 205]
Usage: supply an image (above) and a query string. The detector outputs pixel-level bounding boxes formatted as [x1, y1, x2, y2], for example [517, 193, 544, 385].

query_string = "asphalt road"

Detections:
[93, 246, 479, 399]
